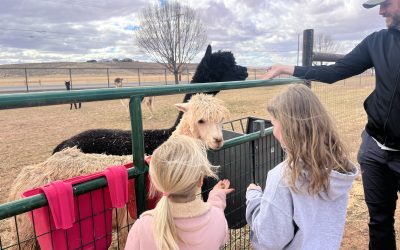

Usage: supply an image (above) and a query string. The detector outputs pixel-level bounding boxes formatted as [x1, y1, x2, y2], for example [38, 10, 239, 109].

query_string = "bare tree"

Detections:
[313, 33, 342, 65]
[135, 1, 207, 84]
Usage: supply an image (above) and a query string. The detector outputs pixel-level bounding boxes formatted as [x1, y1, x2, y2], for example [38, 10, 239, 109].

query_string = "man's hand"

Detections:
[262, 64, 295, 79]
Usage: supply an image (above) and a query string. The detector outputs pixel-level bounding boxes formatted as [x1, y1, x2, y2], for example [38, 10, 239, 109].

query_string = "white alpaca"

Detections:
[114, 77, 155, 119]
[171, 93, 230, 149]
[5, 94, 230, 249]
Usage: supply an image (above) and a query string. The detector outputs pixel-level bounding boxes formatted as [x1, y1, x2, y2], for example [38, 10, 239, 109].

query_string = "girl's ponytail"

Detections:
[153, 196, 179, 250]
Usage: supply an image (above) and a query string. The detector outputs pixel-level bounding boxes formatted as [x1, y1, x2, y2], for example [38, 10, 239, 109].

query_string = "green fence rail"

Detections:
[0, 79, 296, 109]
[0, 78, 299, 218]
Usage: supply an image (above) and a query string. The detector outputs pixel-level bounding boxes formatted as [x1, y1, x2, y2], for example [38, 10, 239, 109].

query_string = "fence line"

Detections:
[0, 67, 266, 93]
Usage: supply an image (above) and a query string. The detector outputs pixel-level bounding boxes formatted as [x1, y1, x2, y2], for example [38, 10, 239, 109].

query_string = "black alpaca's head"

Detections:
[65, 81, 71, 90]
[191, 45, 248, 84]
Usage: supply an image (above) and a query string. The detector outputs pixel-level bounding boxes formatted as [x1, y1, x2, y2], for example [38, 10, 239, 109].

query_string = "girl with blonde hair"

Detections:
[246, 84, 358, 249]
[125, 135, 234, 250]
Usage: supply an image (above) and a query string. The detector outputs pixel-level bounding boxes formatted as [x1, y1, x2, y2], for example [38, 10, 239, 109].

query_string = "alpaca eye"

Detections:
[198, 119, 205, 124]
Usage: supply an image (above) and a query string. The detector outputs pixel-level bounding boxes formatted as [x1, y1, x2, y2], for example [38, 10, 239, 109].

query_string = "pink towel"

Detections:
[23, 165, 129, 250]
[41, 180, 74, 229]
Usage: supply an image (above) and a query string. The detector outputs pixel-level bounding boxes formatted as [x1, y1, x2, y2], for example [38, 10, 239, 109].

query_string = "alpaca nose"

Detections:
[214, 137, 223, 143]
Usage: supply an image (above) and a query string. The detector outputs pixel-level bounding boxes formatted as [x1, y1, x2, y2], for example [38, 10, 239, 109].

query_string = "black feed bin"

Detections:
[204, 117, 284, 229]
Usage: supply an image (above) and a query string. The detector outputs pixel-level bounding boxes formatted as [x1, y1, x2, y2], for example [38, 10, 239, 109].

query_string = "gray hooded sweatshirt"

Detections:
[246, 161, 358, 250]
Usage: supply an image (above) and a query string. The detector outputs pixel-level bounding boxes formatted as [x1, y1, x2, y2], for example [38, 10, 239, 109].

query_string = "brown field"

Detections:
[0, 74, 398, 249]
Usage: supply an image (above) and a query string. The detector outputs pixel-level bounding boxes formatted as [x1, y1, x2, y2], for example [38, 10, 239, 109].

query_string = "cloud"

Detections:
[0, 0, 387, 66]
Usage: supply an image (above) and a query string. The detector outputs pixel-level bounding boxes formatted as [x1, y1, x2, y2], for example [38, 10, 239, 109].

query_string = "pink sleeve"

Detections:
[206, 189, 227, 210]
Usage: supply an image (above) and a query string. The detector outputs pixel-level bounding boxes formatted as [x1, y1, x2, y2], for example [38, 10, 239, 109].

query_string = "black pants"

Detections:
[358, 130, 400, 250]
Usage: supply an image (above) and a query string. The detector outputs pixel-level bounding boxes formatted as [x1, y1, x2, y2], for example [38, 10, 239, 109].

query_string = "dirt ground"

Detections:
[1, 79, 399, 249]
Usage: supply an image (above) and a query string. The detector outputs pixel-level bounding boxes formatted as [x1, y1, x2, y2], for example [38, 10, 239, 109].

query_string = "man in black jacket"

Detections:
[263, 0, 400, 249]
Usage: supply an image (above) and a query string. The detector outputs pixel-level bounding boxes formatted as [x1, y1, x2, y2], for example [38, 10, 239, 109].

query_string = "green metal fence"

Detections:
[0, 78, 299, 249]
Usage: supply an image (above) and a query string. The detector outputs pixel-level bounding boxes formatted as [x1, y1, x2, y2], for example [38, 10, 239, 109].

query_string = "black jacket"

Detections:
[293, 28, 400, 149]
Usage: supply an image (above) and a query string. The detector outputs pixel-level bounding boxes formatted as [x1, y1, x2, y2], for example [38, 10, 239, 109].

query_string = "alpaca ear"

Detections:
[205, 44, 212, 58]
[174, 103, 189, 112]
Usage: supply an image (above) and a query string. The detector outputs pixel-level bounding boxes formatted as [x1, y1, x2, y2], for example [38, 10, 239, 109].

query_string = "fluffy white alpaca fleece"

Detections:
[172, 93, 230, 147]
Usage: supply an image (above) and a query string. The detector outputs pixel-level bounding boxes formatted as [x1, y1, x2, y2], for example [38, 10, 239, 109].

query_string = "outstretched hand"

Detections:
[213, 179, 235, 195]
[262, 64, 295, 80]
[247, 183, 262, 191]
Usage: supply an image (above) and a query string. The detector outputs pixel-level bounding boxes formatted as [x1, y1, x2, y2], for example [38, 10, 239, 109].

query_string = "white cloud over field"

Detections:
[0, 0, 385, 66]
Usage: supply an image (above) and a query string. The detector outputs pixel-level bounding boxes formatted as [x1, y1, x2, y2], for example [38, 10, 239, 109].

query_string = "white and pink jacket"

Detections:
[125, 189, 229, 250]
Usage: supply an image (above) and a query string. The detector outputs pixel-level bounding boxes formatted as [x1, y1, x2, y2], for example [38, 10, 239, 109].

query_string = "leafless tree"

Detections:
[313, 33, 342, 65]
[135, 1, 207, 84]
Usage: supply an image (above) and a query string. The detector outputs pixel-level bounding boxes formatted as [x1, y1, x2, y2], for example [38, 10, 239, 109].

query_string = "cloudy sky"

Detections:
[0, 0, 386, 67]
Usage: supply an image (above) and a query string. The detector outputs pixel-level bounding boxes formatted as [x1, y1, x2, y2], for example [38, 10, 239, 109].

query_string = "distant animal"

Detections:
[65, 81, 81, 110]
[113, 77, 155, 119]
[113, 77, 124, 87]
[54, 45, 248, 155]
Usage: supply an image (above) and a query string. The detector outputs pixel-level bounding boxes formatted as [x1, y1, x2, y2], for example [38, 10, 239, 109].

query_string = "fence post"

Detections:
[302, 29, 314, 88]
[69, 69, 73, 89]
[24, 68, 29, 92]
[164, 69, 167, 85]
[129, 96, 147, 215]
[107, 68, 110, 88]
[137, 68, 141, 86]
[254, 69, 257, 80]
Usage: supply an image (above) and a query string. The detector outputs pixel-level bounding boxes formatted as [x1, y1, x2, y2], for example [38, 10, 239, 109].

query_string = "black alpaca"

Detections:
[65, 81, 81, 110]
[54, 45, 247, 155]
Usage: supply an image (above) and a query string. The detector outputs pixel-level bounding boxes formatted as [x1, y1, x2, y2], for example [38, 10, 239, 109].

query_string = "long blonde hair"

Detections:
[267, 84, 352, 195]
[149, 135, 218, 250]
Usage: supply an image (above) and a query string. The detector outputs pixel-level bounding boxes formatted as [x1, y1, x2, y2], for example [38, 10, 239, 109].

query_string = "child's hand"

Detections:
[247, 183, 262, 191]
[213, 179, 235, 195]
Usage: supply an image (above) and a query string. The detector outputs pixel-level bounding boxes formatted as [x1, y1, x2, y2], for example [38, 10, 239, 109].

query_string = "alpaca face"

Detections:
[65, 81, 71, 90]
[174, 94, 230, 150]
[193, 117, 224, 150]
[191, 45, 248, 84]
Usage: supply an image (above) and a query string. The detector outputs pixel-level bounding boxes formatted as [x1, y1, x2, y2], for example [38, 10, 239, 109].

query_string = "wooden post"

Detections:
[138, 68, 141, 86]
[69, 69, 73, 89]
[302, 29, 314, 87]
[107, 68, 110, 88]
[24, 68, 29, 92]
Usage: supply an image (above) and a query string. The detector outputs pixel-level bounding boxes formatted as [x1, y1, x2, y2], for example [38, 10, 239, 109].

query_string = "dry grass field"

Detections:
[1, 75, 399, 249]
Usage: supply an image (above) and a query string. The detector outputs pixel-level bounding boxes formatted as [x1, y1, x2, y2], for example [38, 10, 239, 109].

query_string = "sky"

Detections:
[0, 0, 386, 67]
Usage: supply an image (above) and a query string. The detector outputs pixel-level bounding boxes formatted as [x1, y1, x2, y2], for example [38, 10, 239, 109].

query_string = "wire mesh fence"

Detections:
[0, 67, 272, 94]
